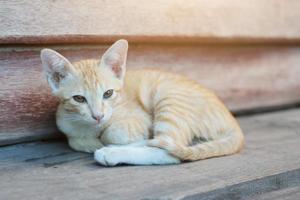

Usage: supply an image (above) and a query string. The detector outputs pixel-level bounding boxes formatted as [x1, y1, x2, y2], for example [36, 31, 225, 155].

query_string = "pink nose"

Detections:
[92, 114, 104, 123]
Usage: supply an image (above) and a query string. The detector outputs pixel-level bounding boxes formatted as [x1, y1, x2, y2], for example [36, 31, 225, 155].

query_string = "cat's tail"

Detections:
[148, 130, 244, 161]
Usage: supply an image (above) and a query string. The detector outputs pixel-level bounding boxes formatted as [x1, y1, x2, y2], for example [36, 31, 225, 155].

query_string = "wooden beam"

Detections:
[1, 109, 300, 199]
[1, 45, 300, 145]
[1, 0, 300, 44]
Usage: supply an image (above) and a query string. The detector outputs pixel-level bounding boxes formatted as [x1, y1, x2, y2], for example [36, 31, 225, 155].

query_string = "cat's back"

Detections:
[124, 69, 211, 95]
[123, 69, 219, 113]
[125, 69, 194, 88]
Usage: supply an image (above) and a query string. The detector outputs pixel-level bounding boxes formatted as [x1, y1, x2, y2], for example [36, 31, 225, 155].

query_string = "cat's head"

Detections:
[41, 39, 128, 126]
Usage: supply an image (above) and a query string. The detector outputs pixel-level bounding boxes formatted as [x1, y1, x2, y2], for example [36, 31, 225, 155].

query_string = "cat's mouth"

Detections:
[91, 114, 104, 124]
[91, 117, 108, 127]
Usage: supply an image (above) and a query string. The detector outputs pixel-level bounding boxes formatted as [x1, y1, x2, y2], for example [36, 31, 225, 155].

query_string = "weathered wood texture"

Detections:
[1, 45, 300, 146]
[251, 187, 300, 200]
[1, 0, 300, 44]
[183, 170, 300, 200]
[1, 109, 300, 200]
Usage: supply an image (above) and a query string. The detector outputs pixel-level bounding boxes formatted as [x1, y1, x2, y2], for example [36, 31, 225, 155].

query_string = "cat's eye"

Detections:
[103, 89, 114, 99]
[73, 95, 86, 103]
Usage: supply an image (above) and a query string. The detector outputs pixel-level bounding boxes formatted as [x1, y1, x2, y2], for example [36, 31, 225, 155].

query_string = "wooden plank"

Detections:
[1, 0, 300, 44]
[183, 170, 300, 200]
[1, 45, 300, 145]
[0, 109, 300, 200]
[252, 187, 300, 200]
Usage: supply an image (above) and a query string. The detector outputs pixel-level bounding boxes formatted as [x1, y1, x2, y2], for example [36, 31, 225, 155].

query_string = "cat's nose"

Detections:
[92, 114, 104, 123]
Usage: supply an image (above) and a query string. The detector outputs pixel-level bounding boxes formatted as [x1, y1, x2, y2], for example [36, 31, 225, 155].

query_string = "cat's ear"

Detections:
[100, 39, 128, 81]
[40, 49, 73, 92]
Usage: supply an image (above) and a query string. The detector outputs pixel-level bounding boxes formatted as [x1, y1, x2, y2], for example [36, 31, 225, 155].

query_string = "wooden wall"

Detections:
[1, 0, 300, 146]
[1, 0, 300, 44]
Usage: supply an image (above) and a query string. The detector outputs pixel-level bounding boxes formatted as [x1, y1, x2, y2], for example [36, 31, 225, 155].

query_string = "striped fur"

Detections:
[41, 39, 244, 165]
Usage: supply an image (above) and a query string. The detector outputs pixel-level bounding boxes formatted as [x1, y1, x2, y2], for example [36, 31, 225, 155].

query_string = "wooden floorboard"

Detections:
[251, 186, 300, 200]
[0, 108, 300, 200]
[182, 169, 300, 200]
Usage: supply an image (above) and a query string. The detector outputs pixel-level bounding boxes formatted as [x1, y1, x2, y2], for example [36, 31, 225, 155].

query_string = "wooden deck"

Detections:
[1, 108, 300, 200]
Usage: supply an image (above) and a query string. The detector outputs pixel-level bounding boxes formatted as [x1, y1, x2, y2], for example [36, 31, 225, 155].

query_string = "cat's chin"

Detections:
[93, 122, 103, 127]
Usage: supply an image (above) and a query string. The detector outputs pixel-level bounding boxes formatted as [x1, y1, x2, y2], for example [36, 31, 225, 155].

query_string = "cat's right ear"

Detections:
[40, 49, 73, 93]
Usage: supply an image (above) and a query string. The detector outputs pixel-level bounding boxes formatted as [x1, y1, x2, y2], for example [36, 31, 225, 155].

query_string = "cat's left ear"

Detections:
[100, 39, 128, 81]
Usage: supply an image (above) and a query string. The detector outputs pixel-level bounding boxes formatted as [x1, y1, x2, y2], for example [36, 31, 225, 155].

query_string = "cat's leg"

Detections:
[148, 87, 244, 161]
[94, 145, 180, 166]
[113, 139, 148, 147]
[68, 137, 103, 153]
[100, 119, 148, 146]
[148, 129, 244, 161]
[147, 119, 191, 161]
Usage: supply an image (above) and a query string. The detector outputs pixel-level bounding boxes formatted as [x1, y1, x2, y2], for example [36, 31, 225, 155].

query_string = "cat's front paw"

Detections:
[94, 147, 121, 166]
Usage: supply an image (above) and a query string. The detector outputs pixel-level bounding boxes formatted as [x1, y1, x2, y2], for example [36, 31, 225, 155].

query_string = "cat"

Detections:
[41, 39, 244, 166]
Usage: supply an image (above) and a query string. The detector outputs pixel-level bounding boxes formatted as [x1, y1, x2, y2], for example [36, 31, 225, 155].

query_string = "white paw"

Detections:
[94, 147, 121, 166]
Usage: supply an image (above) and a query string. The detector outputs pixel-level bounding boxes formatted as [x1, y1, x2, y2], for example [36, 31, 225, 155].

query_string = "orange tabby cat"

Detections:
[41, 39, 244, 166]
